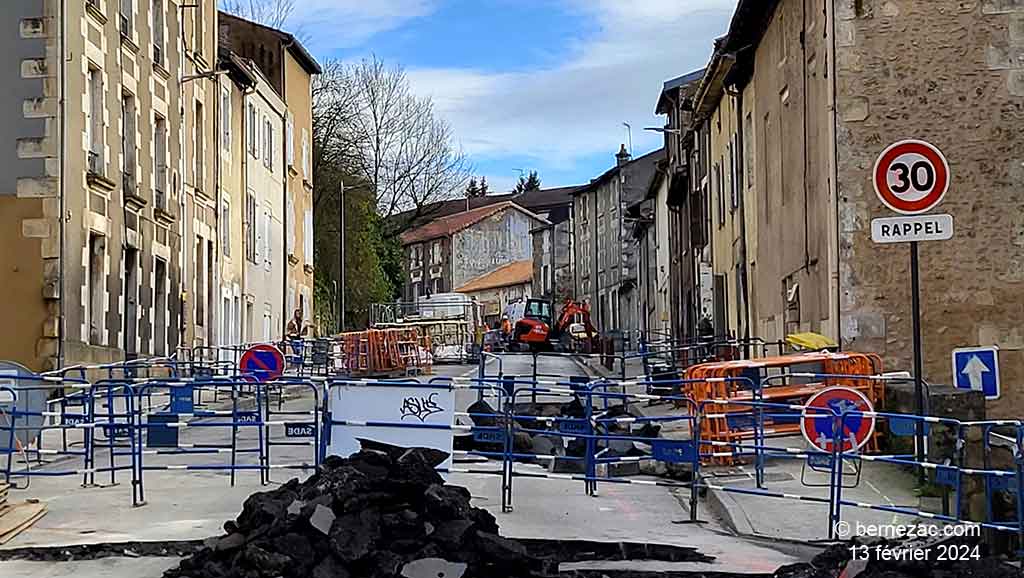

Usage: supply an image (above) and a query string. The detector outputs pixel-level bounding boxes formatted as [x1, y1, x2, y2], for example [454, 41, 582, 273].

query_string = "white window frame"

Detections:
[286, 112, 295, 168]
[303, 208, 313, 266]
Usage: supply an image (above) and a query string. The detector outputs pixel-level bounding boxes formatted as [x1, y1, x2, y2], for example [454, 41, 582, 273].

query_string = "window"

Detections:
[729, 139, 738, 211]
[87, 66, 104, 175]
[221, 87, 231, 152]
[122, 93, 136, 195]
[120, 0, 133, 37]
[431, 278, 442, 295]
[304, 208, 313, 265]
[207, 239, 215, 331]
[744, 112, 754, 188]
[192, 2, 203, 56]
[286, 196, 295, 256]
[263, 207, 272, 271]
[248, 104, 257, 157]
[410, 245, 422, 269]
[286, 112, 295, 167]
[430, 240, 442, 265]
[263, 116, 272, 170]
[87, 234, 106, 345]
[152, 0, 164, 66]
[714, 162, 724, 227]
[221, 200, 230, 257]
[154, 115, 167, 209]
[195, 237, 205, 326]
[301, 128, 310, 178]
[195, 101, 204, 190]
[246, 192, 257, 263]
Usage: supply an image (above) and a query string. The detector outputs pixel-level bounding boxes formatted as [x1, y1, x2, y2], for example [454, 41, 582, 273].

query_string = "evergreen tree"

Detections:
[465, 177, 480, 198]
[478, 176, 489, 196]
[514, 171, 541, 194]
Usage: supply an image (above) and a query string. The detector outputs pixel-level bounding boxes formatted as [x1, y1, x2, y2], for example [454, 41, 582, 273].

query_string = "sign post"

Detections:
[872, 139, 952, 472]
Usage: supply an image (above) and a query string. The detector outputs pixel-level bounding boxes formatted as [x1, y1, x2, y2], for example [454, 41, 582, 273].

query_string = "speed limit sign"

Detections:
[873, 139, 950, 214]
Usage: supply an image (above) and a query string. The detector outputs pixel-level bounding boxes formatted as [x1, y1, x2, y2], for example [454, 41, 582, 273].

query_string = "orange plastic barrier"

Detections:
[335, 328, 433, 377]
[684, 352, 884, 464]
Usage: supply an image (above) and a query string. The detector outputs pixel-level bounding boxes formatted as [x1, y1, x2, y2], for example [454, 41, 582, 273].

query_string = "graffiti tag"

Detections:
[400, 392, 444, 422]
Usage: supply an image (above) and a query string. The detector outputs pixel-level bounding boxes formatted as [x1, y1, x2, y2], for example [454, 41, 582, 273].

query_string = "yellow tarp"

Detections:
[786, 332, 838, 351]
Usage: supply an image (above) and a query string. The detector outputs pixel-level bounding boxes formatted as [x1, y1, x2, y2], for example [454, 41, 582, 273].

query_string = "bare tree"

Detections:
[220, 0, 295, 29]
[314, 56, 470, 231]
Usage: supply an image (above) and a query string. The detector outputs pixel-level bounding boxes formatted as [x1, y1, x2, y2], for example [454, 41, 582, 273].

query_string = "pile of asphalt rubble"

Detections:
[165, 446, 550, 578]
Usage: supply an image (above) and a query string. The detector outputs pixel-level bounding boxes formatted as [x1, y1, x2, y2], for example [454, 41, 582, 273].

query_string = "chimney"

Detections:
[616, 144, 631, 167]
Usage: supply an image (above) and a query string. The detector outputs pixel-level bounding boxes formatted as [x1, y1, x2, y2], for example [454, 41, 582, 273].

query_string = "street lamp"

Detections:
[644, 127, 682, 134]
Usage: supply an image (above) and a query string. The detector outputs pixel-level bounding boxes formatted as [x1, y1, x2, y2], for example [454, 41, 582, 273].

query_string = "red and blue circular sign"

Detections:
[239, 344, 285, 382]
[800, 387, 876, 453]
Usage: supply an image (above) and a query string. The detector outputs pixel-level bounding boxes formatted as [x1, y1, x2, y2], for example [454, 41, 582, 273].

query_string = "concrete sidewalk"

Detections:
[703, 436, 921, 542]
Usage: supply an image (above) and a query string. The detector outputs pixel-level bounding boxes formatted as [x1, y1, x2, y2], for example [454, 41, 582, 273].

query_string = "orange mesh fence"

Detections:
[334, 328, 433, 377]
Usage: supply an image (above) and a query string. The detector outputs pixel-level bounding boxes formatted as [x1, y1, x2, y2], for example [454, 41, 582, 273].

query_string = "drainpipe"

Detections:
[57, 0, 67, 369]
[828, 0, 842, 342]
[241, 87, 250, 343]
[726, 85, 752, 355]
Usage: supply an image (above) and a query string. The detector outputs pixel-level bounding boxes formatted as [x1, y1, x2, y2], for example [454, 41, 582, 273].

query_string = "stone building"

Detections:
[573, 147, 664, 342]
[400, 201, 548, 303]
[681, 0, 1024, 415]
[0, 2, 317, 372]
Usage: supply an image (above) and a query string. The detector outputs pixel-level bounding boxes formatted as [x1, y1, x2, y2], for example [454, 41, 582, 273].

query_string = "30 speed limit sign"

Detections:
[873, 139, 950, 214]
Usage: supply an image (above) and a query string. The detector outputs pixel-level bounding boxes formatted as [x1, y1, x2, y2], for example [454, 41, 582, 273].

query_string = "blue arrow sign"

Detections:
[951, 346, 1000, 400]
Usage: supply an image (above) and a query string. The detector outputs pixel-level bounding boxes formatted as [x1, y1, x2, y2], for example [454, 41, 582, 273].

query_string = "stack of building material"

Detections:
[334, 328, 432, 377]
[0, 484, 47, 544]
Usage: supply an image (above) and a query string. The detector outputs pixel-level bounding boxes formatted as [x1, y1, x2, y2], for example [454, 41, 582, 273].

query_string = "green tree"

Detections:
[478, 176, 489, 196]
[465, 177, 480, 198]
[514, 171, 541, 194]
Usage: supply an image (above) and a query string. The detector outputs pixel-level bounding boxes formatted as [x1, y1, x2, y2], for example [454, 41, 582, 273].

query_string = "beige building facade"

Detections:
[0, 2, 317, 372]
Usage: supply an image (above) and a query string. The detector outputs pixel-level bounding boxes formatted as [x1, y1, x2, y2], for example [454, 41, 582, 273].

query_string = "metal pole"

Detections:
[911, 241, 926, 478]
[338, 182, 346, 333]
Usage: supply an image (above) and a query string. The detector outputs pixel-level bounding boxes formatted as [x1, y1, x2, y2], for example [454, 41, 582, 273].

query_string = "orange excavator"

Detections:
[512, 299, 599, 352]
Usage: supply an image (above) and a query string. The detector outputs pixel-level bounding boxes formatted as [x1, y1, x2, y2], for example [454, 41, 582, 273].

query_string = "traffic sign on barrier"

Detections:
[239, 344, 285, 382]
[800, 387, 876, 453]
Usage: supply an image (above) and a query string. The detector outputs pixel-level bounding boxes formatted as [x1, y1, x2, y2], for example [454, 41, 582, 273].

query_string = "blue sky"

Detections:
[287, 0, 737, 192]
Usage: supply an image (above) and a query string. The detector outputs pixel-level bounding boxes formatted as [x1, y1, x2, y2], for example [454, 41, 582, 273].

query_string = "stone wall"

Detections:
[835, 0, 1024, 415]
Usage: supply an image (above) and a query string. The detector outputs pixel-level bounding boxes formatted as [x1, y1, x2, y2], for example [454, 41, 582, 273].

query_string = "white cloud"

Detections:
[289, 0, 437, 51]
[406, 1, 735, 171]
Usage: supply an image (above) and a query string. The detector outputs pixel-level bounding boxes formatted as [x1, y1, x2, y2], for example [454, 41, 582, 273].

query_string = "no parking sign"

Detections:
[239, 344, 285, 382]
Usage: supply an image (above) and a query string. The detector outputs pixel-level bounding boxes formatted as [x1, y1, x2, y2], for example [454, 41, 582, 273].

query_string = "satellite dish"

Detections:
[0, 360, 48, 447]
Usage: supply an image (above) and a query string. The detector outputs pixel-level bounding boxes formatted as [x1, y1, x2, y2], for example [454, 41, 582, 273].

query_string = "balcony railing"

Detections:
[87, 150, 102, 176]
[155, 187, 166, 212]
[123, 170, 136, 196]
[153, 43, 163, 67]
